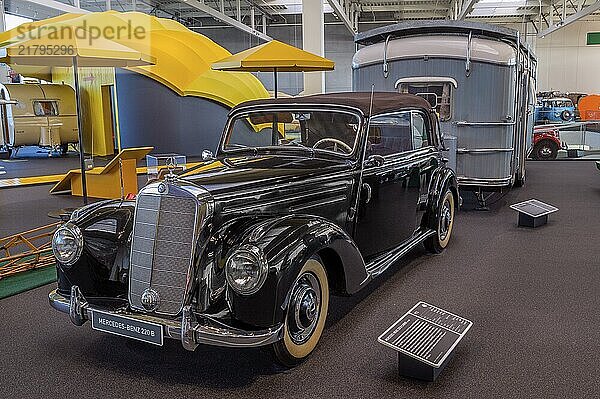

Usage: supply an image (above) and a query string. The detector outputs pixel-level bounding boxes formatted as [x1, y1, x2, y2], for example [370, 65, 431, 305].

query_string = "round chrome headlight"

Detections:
[225, 245, 268, 295]
[52, 222, 83, 267]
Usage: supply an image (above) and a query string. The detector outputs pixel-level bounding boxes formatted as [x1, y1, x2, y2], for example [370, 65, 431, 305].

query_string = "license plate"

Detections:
[91, 310, 163, 346]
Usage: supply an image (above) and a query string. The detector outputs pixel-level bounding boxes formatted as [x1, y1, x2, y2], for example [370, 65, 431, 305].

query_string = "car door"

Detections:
[352, 111, 423, 260]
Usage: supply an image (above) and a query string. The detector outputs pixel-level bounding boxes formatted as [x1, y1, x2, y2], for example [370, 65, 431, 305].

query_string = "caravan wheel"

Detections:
[514, 169, 526, 187]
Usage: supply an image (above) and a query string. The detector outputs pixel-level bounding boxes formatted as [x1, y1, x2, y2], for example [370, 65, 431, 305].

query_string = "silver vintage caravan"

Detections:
[353, 21, 537, 195]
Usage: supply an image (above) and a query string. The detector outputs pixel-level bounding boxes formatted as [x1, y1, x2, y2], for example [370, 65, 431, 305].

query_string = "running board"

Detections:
[365, 229, 436, 278]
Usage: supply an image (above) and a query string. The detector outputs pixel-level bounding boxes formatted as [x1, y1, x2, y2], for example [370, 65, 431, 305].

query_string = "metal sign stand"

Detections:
[378, 302, 473, 382]
[510, 199, 558, 228]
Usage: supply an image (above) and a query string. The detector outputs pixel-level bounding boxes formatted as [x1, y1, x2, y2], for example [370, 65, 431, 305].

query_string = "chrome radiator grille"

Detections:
[129, 192, 197, 315]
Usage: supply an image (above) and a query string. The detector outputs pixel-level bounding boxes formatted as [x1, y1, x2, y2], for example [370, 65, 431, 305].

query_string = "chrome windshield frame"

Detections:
[218, 104, 365, 161]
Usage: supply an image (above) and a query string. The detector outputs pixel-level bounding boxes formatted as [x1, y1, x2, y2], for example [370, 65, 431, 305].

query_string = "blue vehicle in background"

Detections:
[535, 97, 576, 124]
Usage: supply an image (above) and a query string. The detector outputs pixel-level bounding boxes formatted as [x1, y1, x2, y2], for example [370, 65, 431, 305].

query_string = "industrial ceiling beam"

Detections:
[360, 5, 450, 12]
[473, 0, 551, 7]
[173, 0, 276, 18]
[18, 0, 90, 14]
[325, 0, 356, 34]
[183, 0, 272, 41]
[458, 0, 480, 19]
[538, 0, 600, 36]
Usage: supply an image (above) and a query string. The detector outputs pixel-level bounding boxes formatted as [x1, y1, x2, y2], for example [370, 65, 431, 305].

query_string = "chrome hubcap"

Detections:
[439, 199, 452, 241]
[288, 272, 321, 345]
[540, 146, 552, 156]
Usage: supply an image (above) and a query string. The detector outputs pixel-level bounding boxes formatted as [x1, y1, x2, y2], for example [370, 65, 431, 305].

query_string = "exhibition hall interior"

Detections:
[0, 0, 599, 397]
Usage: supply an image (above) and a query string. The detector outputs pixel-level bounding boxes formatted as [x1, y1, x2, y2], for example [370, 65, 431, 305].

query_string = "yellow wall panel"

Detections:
[52, 66, 115, 156]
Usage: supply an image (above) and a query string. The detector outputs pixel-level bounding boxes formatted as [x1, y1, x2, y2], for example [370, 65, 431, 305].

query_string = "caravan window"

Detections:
[398, 82, 452, 121]
[33, 100, 59, 116]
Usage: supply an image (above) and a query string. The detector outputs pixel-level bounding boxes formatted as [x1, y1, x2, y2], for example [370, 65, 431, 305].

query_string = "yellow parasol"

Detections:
[212, 40, 335, 97]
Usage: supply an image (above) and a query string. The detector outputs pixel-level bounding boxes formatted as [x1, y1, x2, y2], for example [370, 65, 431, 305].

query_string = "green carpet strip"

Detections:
[0, 265, 56, 300]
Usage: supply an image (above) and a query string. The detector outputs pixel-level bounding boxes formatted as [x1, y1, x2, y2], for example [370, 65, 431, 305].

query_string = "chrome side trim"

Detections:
[457, 147, 514, 153]
[214, 170, 357, 204]
[49, 288, 283, 349]
[289, 195, 348, 212]
[362, 146, 438, 176]
[457, 176, 512, 187]
[455, 121, 516, 126]
[365, 229, 436, 278]
[219, 178, 353, 215]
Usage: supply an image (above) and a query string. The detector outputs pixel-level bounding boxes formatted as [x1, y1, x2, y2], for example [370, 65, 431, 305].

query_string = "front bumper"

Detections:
[49, 286, 283, 350]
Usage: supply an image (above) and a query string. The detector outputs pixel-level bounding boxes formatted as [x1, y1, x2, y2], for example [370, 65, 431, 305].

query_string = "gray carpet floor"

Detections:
[0, 160, 599, 398]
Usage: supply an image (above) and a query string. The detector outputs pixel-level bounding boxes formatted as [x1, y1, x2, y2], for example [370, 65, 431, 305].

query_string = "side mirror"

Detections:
[201, 149, 214, 161]
[364, 154, 385, 168]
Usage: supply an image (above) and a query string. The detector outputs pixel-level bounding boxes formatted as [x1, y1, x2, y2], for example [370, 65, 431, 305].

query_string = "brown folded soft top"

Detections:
[232, 92, 432, 117]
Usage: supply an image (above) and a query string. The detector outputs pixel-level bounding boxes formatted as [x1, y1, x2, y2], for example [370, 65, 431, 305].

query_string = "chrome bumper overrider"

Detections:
[49, 286, 283, 350]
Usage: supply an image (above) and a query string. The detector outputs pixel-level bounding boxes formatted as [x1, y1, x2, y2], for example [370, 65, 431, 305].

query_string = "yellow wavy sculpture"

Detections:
[0, 11, 269, 108]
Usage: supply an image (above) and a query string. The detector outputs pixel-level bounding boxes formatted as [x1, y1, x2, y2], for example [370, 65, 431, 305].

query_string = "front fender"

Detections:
[225, 216, 366, 328]
[56, 200, 135, 298]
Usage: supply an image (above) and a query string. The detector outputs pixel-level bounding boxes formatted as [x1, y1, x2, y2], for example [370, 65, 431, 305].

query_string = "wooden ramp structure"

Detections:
[50, 146, 153, 199]
[0, 223, 60, 279]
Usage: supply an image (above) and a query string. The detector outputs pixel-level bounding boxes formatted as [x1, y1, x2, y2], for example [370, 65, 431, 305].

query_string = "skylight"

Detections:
[472, 0, 529, 16]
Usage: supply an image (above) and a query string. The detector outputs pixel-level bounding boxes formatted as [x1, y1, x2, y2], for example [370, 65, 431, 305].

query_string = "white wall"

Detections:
[535, 21, 600, 94]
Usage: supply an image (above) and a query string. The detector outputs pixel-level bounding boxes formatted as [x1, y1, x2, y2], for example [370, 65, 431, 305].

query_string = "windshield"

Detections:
[222, 109, 361, 157]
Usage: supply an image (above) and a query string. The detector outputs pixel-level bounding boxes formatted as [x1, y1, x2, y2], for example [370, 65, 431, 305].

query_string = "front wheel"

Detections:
[532, 140, 558, 160]
[425, 189, 455, 254]
[272, 256, 329, 367]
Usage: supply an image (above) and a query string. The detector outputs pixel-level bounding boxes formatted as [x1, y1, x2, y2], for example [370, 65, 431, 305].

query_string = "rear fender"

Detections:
[423, 166, 458, 230]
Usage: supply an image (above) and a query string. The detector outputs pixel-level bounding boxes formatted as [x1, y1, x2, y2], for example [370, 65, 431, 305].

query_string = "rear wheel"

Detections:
[425, 189, 455, 254]
[532, 140, 558, 160]
[272, 256, 329, 367]
[0, 146, 12, 159]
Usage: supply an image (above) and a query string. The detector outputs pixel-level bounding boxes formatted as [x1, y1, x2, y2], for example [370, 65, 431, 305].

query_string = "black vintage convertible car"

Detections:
[49, 92, 458, 366]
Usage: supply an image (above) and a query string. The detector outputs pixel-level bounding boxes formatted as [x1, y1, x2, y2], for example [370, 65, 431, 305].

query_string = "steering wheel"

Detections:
[312, 138, 352, 153]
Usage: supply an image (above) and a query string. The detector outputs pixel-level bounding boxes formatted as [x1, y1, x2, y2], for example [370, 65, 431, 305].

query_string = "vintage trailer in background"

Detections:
[0, 83, 78, 157]
[353, 21, 537, 199]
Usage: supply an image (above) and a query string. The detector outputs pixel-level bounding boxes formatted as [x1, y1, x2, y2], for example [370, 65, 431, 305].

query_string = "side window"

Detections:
[33, 100, 59, 116]
[398, 82, 452, 121]
[411, 112, 430, 149]
[368, 112, 412, 156]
